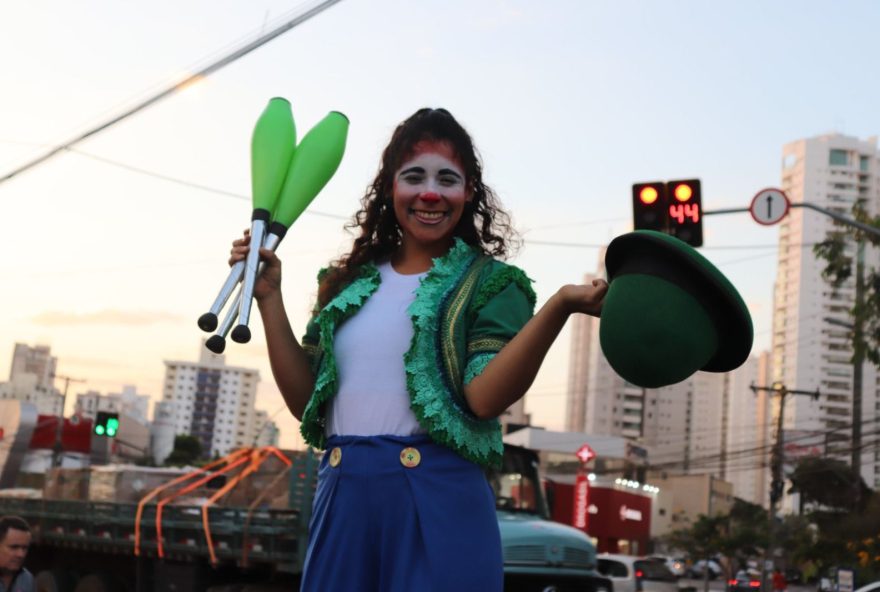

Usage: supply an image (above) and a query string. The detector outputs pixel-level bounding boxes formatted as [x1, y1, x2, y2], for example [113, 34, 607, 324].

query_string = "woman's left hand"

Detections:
[556, 278, 609, 317]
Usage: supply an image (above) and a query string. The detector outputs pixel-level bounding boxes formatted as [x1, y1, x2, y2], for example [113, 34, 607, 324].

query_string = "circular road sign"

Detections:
[749, 188, 790, 226]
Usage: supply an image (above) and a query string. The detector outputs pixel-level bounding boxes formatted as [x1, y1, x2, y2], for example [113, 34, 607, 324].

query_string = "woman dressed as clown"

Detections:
[229, 107, 607, 591]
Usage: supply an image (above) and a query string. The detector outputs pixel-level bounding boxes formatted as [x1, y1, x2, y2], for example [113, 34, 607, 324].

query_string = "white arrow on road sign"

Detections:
[749, 188, 790, 225]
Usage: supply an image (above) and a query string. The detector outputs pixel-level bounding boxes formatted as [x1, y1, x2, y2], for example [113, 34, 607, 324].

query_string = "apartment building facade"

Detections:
[774, 133, 880, 491]
[158, 344, 261, 459]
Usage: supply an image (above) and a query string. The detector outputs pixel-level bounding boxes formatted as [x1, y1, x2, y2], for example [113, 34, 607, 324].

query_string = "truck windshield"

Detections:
[485, 446, 547, 516]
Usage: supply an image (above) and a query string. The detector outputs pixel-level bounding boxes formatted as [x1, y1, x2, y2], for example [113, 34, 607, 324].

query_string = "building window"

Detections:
[859, 156, 869, 172]
[829, 150, 849, 166]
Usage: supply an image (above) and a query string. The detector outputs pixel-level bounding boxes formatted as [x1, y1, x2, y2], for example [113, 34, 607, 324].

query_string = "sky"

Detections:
[2, 0, 879, 449]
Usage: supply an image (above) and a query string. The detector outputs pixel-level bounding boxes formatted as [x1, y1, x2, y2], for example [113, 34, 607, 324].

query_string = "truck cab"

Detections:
[490, 444, 614, 592]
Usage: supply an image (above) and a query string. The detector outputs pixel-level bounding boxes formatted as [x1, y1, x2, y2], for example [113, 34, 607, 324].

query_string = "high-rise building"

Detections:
[253, 409, 281, 448]
[10, 343, 56, 387]
[774, 133, 880, 491]
[566, 273, 599, 433]
[157, 343, 261, 460]
[722, 352, 773, 507]
[0, 343, 63, 415]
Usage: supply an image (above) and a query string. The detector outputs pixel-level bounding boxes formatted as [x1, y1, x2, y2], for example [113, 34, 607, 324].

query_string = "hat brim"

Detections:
[604, 230, 753, 372]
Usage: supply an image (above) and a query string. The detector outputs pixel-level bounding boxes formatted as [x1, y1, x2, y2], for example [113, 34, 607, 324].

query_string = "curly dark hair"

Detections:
[317, 108, 518, 308]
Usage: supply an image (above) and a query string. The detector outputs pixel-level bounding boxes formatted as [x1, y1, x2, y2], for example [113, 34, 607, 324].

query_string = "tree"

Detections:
[722, 499, 768, 567]
[813, 204, 880, 364]
[163, 434, 202, 467]
[788, 456, 871, 511]
[666, 514, 727, 592]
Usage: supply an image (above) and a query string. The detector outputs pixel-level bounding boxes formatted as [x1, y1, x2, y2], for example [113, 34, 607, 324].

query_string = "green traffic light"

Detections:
[96, 425, 105, 436]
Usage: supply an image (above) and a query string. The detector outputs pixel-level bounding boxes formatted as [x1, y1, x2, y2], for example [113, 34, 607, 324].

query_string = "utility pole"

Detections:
[824, 257, 866, 508]
[851, 239, 865, 501]
[49, 372, 85, 468]
[749, 382, 820, 592]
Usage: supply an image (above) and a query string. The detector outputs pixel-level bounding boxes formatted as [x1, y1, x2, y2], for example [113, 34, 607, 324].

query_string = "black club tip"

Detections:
[231, 325, 252, 344]
[198, 313, 218, 332]
[205, 335, 226, 354]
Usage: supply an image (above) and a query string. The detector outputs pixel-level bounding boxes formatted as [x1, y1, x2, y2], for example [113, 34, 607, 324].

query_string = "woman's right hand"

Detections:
[229, 229, 282, 302]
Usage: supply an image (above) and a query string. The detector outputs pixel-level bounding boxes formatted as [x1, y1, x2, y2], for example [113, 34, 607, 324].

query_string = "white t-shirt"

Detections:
[326, 261, 428, 437]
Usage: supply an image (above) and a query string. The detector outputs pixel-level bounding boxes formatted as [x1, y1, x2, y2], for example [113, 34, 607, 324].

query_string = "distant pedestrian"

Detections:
[772, 568, 787, 592]
[0, 516, 34, 592]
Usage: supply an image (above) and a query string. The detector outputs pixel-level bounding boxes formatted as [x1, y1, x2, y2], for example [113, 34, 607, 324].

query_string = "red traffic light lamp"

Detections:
[632, 181, 668, 232]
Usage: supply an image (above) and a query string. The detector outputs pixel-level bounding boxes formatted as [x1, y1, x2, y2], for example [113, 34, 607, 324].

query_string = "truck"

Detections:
[0, 444, 612, 592]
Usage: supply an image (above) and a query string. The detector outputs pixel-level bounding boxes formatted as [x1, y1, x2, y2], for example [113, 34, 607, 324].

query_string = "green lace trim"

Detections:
[464, 352, 495, 384]
[473, 264, 537, 311]
[299, 265, 381, 450]
[405, 239, 504, 468]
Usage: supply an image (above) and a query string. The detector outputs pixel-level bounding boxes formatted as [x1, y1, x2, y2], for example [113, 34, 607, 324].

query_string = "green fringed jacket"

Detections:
[298, 238, 536, 468]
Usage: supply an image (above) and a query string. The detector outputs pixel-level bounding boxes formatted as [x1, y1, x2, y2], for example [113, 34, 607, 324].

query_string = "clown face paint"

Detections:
[392, 141, 470, 262]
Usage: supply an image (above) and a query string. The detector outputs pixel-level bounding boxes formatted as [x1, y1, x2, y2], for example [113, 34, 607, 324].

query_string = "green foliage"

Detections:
[788, 457, 871, 511]
[723, 499, 769, 562]
[663, 472, 880, 585]
[667, 514, 727, 562]
[163, 434, 203, 467]
[812, 203, 880, 365]
[665, 500, 769, 576]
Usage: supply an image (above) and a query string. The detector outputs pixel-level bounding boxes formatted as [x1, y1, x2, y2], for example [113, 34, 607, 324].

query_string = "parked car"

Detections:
[597, 554, 679, 592]
[853, 582, 880, 592]
[688, 559, 723, 580]
[646, 556, 687, 578]
[728, 571, 762, 592]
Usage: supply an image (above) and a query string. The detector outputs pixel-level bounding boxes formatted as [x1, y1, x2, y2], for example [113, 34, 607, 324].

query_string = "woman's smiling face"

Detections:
[392, 140, 470, 254]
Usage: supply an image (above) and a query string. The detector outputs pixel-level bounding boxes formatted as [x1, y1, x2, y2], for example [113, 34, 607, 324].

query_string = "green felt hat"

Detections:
[599, 230, 753, 388]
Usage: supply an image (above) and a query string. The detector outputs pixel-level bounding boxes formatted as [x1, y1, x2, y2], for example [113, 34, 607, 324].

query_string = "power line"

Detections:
[0, 0, 343, 186]
[646, 418, 880, 471]
[647, 414, 880, 466]
[68, 149, 348, 220]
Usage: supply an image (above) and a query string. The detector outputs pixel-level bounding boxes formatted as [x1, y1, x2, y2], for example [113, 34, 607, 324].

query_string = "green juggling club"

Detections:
[204, 110, 349, 352]
[198, 97, 296, 333]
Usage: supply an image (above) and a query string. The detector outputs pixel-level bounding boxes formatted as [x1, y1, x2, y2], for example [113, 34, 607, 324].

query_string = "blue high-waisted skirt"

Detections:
[300, 434, 503, 592]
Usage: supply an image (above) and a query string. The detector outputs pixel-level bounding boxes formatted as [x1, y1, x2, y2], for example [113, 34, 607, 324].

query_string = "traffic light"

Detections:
[666, 179, 702, 247]
[632, 181, 668, 232]
[94, 411, 119, 438]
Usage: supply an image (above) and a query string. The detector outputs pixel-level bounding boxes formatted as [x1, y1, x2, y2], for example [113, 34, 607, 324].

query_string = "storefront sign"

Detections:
[619, 504, 643, 522]
[573, 472, 589, 529]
